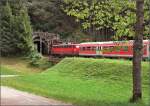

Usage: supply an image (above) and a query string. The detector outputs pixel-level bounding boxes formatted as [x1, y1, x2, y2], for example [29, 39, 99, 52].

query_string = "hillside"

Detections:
[1, 57, 149, 106]
[45, 58, 149, 84]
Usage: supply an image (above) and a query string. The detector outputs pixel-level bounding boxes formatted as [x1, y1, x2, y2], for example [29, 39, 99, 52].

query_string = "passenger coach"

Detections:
[79, 40, 150, 59]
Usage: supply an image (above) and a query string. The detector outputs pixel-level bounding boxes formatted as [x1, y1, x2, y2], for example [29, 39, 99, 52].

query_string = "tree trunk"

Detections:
[131, 0, 144, 102]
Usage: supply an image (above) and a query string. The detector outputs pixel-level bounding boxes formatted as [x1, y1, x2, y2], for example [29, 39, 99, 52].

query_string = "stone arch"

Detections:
[33, 32, 60, 55]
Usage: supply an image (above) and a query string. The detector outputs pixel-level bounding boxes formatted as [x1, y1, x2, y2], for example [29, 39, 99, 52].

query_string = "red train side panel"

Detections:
[51, 44, 79, 56]
[50, 40, 149, 58]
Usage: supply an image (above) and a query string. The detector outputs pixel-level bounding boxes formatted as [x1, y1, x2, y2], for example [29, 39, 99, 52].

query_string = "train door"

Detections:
[96, 46, 99, 55]
[96, 46, 102, 56]
[100, 46, 102, 55]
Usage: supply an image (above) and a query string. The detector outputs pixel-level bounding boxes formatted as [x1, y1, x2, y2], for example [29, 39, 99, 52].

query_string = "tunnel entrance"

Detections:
[33, 32, 60, 55]
[34, 41, 48, 55]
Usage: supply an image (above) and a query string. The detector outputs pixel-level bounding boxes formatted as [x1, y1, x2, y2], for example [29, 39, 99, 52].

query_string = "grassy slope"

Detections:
[1, 57, 150, 106]
[1, 57, 44, 75]
[0, 66, 20, 75]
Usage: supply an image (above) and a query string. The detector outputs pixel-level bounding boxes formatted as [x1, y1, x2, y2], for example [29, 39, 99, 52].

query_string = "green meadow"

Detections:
[1, 57, 149, 106]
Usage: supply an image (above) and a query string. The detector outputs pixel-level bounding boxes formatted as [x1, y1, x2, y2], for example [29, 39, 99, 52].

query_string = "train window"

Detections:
[83, 47, 86, 50]
[80, 47, 85, 51]
[86, 47, 91, 50]
[103, 46, 110, 52]
[130, 46, 133, 51]
[99, 47, 102, 50]
[65, 45, 68, 48]
[92, 47, 96, 50]
[122, 46, 128, 51]
[103, 46, 108, 50]
[96, 46, 100, 50]
[114, 46, 121, 52]
[67, 45, 69, 48]
[108, 46, 113, 52]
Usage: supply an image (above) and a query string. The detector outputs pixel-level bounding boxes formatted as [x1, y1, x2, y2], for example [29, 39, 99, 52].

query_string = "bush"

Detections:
[28, 51, 52, 69]
[32, 58, 53, 69]
[28, 50, 41, 65]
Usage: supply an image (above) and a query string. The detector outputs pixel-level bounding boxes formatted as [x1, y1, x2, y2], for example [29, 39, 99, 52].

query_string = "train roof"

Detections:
[80, 40, 149, 45]
[52, 43, 79, 46]
[79, 40, 149, 47]
[52, 40, 149, 47]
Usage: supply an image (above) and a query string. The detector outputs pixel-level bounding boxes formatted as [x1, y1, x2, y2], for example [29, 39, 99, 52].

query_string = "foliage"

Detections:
[29, 57, 52, 70]
[27, 1, 77, 31]
[28, 50, 42, 66]
[63, 0, 150, 39]
[26, 0, 89, 42]
[0, 0, 34, 56]
[1, 58, 149, 106]
[28, 50, 42, 61]
[59, 29, 90, 42]
[28, 51, 52, 69]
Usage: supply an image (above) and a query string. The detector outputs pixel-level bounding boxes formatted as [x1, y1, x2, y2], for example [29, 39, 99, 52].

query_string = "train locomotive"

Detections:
[51, 40, 150, 59]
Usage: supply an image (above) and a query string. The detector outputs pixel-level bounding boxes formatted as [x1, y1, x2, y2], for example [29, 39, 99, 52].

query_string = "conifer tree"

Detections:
[0, 0, 33, 56]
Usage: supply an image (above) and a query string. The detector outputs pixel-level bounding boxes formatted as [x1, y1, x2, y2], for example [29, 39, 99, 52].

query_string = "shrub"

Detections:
[28, 51, 52, 69]
[28, 50, 41, 65]
[33, 58, 53, 69]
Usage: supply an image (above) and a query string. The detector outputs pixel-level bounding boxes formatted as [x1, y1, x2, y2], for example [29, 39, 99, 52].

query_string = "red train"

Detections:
[51, 40, 150, 59]
[51, 44, 80, 56]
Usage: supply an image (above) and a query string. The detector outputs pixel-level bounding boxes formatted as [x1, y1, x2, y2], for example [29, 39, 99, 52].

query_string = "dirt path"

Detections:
[0, 75, 19, 78]
[1, 86, 72, 106]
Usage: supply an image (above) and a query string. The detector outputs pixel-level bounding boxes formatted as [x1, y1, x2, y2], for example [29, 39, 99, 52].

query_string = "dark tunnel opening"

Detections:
[34, 41, 48, 55]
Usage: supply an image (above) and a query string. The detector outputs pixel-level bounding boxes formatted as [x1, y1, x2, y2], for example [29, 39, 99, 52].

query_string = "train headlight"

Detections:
[76, 46, 79, 48]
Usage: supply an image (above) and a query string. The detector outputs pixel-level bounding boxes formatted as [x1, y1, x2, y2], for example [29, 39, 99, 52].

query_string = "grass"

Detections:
[0, 66, 20, 75]
[1, 57, 49, 74]
[1, 57, 150, 106]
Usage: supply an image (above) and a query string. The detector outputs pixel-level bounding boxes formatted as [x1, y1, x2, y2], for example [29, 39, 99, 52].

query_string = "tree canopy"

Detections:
[0, 0, 149, 56]
[0, 0, 33, 56]
[63, 0, 150, 39]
